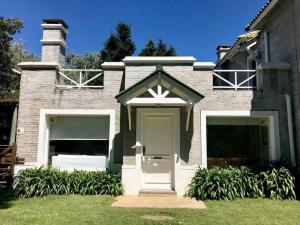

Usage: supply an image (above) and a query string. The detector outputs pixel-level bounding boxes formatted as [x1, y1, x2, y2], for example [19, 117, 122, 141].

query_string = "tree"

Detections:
[65, 23, 135, 68]
[0, 41, 38, 101]
[139, 39, 176, 56]
[0, 17, 23, 101]
[65, 52, 102, 69]
[0, 18, 38, 101]
[139, 40, 156, 56]
[100, 23, 136, 62]
[0, 17, 23, 73]
[9, 41, 39, 70]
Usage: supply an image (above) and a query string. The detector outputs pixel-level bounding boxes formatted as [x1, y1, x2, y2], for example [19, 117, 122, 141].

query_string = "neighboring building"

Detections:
[218, 0, 300, 170]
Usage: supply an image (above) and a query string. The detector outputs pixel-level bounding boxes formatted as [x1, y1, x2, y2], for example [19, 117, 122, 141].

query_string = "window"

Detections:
[207, 124, 269, 169]
[247, 57, 258, 88]
[49, 116, 110, 158]
[47, 115, 111, 170]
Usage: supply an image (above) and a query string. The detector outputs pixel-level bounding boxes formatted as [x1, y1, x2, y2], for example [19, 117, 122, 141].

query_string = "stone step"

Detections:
[139, 189, 177, 197]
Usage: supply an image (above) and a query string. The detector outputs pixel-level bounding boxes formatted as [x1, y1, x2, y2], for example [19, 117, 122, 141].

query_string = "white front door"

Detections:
[141, 113, 174, 189]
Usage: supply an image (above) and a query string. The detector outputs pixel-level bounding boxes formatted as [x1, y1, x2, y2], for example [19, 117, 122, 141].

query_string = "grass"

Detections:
[1, 192, 300, 225]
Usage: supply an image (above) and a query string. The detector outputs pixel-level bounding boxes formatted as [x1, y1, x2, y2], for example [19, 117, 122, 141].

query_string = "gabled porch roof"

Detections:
[115, 65, 204, 131]
[115, 65, 204, 106]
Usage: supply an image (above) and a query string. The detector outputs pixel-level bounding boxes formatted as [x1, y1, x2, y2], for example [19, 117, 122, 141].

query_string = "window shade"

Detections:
[50, 116, 110, 140]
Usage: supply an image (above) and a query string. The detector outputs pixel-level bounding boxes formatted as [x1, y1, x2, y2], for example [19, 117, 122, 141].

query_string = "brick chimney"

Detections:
[41, 19, 68, 65]
[216, 45, 231, 62]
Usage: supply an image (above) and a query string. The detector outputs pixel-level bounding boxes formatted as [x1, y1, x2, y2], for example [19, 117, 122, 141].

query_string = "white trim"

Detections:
[49, 138, 109, 141]
[37, 109, 115, 168]
[123, 56, 196, 64]
[127, 97, 188, 106]
[18, 62, 60, 69]
[249, 0, 279, 30]
[201, 110, 280, 168]
[122, 165, 136, 169]
[101, 62, 125, 70]
[176, 165, 198, 196]
[41, 23, 68, 34]
[193, 62, 215, 70]
[12, 68, 22, 75]
[40, 39, 67, 48]
[136, 108, 180, 192]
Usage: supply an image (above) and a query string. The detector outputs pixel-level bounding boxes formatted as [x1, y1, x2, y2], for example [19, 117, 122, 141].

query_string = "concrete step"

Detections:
[139, 189, 177, 197]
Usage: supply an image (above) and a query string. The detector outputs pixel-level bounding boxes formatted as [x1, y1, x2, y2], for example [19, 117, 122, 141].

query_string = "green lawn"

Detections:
[1, 193, 300, 225]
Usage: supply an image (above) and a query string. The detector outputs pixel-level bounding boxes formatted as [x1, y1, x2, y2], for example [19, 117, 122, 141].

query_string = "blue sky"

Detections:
[1, 0, 267, 62]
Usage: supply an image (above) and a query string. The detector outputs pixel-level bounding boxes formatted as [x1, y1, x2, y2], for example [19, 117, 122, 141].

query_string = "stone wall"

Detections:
[255, 0, 300, 165]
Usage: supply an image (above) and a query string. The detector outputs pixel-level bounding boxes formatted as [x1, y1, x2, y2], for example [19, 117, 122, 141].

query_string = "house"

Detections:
[15, 7, 297, 196]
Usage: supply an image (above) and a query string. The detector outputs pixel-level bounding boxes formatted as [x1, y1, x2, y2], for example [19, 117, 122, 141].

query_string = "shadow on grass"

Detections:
[0, 189, 16, 209]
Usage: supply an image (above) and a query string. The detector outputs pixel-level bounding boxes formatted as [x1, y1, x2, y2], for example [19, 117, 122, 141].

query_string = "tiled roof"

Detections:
[245, 0, 275, 31]
[238, 30, 260, 40]
[218, 31, 260, 65]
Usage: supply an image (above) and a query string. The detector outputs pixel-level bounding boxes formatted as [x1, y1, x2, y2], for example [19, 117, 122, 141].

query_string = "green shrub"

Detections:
[13, 168, 123, 198]
[186, 166, 295, 201]
[258, 167, 296, 200]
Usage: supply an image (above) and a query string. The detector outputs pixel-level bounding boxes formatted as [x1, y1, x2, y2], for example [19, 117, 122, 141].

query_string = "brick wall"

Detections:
[17, 68, 124, 163]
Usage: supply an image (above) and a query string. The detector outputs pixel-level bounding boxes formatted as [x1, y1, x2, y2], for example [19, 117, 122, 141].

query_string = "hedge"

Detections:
[186, 166, 296, 200]
[13, 168, 123, 198]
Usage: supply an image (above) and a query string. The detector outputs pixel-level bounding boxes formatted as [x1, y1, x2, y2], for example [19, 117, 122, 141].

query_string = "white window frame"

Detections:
[200, 110, 280, 168]
[37, 109, 115, 167]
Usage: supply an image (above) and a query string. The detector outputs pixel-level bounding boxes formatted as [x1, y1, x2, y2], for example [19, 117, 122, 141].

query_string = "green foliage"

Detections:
[0, 17, 37, 101]
[139, 39, 176, 56]
[0, 17, 23, 101]
[0, 17, 23, 73]
[65, 52, 102, 69]
[65, 24, 179, 68]
[13, 168, 123, 198]
[0, 41, 38, 101]
[186, 166, 295, 201]
[9, 41, 39, 70]
[65, 23, 136, 68]
[100, 23, 136, 62]
[258, 167, 296, 200]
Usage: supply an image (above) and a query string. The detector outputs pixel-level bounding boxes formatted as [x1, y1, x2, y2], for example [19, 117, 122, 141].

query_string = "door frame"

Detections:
[136, 108, 180, 190]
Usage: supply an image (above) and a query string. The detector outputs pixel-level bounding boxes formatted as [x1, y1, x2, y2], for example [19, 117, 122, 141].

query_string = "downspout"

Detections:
[285, 94, 296, 167]
[263, 31, 270, 63]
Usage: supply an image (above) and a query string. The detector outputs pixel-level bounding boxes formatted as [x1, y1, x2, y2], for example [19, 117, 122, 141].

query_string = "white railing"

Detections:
[213, 70, 257, 90]
[56, 69, 103, 89]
